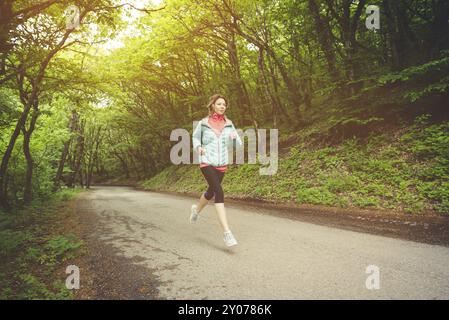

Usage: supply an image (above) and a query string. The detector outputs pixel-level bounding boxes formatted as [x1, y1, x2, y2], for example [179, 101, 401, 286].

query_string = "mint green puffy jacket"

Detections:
[192, 115, 243, 166]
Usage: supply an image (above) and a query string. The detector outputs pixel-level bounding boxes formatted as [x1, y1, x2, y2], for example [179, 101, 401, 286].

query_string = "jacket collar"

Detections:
[201, 114, 232, 128]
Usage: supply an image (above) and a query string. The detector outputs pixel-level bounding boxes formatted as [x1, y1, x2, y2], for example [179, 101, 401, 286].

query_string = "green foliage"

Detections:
[351, 196, 380, 208]
[296, 187, 337, 206]
[0, 189, 84, 299]
[45, 235, 83, 260]
[0, 230, 34, 257]
[379, 56, 449, 85]
[24, 235, 83, 266]
[405, 76, 449, 102]
[18, 274, 52, 300]
[17, 274, 72, 300]
[401, 115, 449, 162]
[324, 174, 360, 193]
[49, 188, 83, 202]
[334, 117, 384, 127]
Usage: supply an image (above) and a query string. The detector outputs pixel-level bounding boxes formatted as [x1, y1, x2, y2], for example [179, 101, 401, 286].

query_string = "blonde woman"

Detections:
[191, 94, 243, 247]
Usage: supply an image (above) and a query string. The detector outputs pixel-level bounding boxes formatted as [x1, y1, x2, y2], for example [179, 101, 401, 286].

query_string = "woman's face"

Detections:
[213, 98, 227, 115]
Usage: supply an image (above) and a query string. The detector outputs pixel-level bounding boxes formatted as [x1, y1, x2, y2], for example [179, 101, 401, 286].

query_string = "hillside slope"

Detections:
[141, 57, 449, 215]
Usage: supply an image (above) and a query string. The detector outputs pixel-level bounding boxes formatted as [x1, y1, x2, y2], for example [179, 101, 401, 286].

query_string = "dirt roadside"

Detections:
[62, 195, 162, 300]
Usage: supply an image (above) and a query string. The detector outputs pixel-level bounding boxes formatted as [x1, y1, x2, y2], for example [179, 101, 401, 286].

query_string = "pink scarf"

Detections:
[208, 112, 225, 135]
[210, 112, 225, 121]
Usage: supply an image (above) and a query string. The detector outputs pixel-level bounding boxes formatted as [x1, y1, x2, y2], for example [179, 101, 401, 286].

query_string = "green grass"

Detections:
[0, 188, 85, 300]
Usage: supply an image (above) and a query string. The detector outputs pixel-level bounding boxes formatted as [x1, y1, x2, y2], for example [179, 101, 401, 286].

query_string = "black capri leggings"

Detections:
[200, 166, 225, 203]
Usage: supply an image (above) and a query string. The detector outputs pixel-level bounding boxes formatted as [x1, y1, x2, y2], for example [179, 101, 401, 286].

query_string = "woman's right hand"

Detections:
[198, 146, 205, 155]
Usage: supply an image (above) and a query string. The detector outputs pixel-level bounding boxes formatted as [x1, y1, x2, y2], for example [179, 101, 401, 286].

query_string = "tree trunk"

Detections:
[53, 109, 78, 191]
[226, 28, 256, 128]
[266, 50, 288, 124]
[267, 49, 303, 119]
[73, 119, 85, 187]
[308, 0, 339, 81]
[21, 100, 39, 204]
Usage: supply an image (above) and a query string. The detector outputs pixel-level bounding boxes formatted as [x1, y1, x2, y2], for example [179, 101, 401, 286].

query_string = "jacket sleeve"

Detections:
[231, 123, 243, 147]
[192, 121, 202, 151]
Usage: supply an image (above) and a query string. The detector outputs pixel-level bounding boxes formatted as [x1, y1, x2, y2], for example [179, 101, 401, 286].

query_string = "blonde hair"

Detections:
[206, 94, 229, 116]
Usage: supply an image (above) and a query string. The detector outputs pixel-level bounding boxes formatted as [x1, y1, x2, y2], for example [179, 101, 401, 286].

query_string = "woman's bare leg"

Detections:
[196, 192, 209, 214]
[214, 203, 231, 232]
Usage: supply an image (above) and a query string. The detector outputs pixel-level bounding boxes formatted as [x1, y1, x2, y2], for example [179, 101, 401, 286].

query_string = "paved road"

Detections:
[75, 186, 449, 299]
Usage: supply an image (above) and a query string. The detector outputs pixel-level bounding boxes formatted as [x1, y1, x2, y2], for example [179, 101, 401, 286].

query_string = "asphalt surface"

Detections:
[75, 186, 449, 299]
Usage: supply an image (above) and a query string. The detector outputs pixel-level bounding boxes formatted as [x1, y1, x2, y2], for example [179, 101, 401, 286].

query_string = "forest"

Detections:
[1, 0, 448, 214]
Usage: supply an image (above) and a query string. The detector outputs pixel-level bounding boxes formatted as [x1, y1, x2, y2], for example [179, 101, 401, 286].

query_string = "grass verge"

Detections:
[0, 188, 85, 300]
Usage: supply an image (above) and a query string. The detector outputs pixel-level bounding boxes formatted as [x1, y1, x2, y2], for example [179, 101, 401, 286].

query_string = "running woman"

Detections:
[190, 94, 243, 247]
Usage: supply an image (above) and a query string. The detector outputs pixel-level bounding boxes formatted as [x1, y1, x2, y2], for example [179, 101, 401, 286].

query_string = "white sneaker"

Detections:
[190, 204, 199, 224]
[223, 231, 238, 247]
